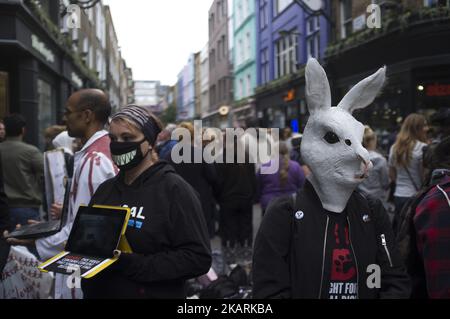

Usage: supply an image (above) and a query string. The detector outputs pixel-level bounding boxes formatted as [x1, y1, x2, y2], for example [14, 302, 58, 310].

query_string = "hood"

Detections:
[53, 131, 75, 155]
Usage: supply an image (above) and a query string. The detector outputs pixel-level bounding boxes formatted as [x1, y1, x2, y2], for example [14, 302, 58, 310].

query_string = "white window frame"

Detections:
[238, 38, 244, 65]
[340, 0, 353, 39]
[238, 1, 243, 25]
[260, 0, 269, 30]
[306, 16, 320, 59]
[245, 32, 251, 61]
[261, 48, 269, 84]
[275, 34, 298, 79]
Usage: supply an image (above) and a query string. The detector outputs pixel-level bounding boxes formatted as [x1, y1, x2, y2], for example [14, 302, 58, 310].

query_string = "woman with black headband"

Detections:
[81, 105, 212, 299]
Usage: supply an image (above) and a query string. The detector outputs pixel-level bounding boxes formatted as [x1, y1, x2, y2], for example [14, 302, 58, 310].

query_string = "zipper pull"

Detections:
[381, 234, 387, 246]
[380, 234, 394, 267]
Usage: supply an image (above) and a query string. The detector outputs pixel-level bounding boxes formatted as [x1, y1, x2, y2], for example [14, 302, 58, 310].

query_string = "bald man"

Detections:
[6, 89, 119, 299]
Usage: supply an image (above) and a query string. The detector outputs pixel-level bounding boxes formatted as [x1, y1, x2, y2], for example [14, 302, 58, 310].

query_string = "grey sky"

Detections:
[103, 0, 214, 86]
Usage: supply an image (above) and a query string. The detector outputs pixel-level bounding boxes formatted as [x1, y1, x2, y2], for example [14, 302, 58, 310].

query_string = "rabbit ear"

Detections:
[338, 67, 386, 114]
[305, 58, 331, 115]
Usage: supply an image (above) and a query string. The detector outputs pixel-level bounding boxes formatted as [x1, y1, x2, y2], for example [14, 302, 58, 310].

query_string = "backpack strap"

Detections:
[436, 184, 450, 208]
[403, 165, 420, 192]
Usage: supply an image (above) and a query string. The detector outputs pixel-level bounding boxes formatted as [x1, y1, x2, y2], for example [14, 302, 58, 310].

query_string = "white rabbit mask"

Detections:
[301, 58, 386, 213]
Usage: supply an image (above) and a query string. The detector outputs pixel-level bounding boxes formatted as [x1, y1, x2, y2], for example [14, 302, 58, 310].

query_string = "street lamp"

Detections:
[70, 0, 101, 9]
[293, 0, 334, 27]
[60, 0, 102, 17]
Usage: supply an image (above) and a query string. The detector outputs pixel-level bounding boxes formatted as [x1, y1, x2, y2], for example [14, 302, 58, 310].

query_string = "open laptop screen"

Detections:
[66, 206, 127, 259]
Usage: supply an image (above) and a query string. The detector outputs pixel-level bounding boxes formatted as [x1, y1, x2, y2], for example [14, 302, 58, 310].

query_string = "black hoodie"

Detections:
[81, 161, 212, 299]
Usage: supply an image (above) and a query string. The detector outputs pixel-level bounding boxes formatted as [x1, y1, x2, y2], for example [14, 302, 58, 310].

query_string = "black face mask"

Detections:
[110, 139, 148, 171]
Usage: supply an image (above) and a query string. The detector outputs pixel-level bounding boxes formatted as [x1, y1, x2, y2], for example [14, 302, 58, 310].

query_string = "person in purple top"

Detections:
[257, 142, 306, 215]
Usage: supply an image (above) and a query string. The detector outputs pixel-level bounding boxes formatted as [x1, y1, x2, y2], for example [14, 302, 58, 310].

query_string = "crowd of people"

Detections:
[0, 78, 448, 299]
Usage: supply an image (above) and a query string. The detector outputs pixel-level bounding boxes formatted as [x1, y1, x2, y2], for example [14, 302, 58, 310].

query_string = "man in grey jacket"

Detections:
[0, 114, 43, 226]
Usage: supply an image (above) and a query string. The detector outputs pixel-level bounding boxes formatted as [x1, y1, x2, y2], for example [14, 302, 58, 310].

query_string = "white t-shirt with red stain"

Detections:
[36, 130, 118, 299]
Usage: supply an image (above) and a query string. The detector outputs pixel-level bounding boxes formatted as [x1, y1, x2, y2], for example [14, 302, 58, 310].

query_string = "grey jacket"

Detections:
[0, 137, 43, 208]
[358, 150, 390, 204]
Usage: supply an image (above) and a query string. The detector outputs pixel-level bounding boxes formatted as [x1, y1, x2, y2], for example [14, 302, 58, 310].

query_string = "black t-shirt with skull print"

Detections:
[321, 210, 358, 299]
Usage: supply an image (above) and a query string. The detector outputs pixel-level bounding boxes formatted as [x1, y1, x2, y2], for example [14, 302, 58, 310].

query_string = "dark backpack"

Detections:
[395, 186, 435, 299]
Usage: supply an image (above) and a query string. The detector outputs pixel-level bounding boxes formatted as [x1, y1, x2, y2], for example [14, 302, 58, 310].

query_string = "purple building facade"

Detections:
[255, 0, 330, 130]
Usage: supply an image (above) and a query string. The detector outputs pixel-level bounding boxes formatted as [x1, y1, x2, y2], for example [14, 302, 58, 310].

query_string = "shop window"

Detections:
[0, 72, 9, 119]
[424, 0, 449, 7]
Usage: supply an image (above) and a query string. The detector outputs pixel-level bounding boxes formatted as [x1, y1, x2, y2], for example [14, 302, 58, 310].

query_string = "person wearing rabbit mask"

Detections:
[253, 59, 411, 299]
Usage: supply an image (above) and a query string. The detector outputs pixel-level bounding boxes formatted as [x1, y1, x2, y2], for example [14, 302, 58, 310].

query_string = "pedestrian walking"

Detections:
[0, 114, 43, 226]
[388, 114, 429, 217]
[216, 136, 256, 266]
[257, 142, 305, 215]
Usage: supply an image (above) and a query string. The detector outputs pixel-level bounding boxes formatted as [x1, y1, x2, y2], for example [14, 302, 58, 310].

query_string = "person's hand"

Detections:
[50, 203, 63, 220]
[3, 221, 38, 246]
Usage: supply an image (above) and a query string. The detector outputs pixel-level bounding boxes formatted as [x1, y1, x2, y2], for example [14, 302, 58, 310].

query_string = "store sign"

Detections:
[284, 89, 296, 102]
[71, 72, 83, 88]
[426, 84, 450, 97]
[31, 35, 55, 64]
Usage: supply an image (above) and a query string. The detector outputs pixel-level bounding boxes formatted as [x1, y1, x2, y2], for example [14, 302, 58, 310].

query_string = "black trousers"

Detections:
[219, 199, 253, 248]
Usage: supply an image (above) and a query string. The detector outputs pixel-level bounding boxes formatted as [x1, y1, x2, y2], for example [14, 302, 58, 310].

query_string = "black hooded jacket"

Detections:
[81, 161, 212, 299]
[253, 181, 411, 299]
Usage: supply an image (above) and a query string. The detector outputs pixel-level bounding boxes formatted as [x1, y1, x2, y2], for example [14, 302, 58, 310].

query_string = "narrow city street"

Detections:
[0, 0, 449, 304]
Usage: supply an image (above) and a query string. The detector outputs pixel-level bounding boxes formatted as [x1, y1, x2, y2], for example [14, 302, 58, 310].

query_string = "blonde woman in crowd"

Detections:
[389, 114, 429, 215]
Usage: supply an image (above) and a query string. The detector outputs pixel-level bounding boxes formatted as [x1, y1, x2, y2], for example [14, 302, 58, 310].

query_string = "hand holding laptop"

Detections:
[3, 220, 41, 246]
[50, 203, 63, 220]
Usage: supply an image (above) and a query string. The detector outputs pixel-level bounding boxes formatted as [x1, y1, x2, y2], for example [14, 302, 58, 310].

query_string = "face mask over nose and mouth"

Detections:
[110, 139, 147, 171]
[109, 105, 162, 172]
